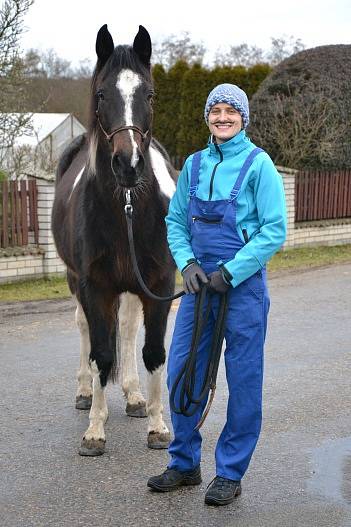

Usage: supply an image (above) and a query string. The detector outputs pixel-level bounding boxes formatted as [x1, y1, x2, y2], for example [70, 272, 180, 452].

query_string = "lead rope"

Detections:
[124, 190, 228, 429]
[169, 284, 228, 430]
[124, 190, 184, 302]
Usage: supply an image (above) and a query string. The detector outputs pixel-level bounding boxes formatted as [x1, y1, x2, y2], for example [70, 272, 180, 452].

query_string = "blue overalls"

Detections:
[167, 148, 270, 481]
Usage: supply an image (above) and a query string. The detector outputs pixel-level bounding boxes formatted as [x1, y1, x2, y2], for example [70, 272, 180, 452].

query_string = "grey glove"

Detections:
[182, 262, 209, 294]
[208, 270, 230, 294]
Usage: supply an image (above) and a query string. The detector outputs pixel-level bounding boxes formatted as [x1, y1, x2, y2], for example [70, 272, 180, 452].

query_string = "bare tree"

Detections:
[267, 35, 305, 66]
[152, 32, 206, 69]
[24, 47, 93, 79]
[0, 0, 34, 171]
[215, 43, 265, 67]
[215, 35, 305, 67]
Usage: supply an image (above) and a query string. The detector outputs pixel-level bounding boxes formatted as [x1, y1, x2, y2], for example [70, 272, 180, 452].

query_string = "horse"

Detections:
[51, 24, 177, 456]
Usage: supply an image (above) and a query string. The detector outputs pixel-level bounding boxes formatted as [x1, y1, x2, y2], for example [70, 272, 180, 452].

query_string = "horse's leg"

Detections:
[75, 300, 93, 410]
[119, 292, 146, 417]
[78, 283, 117, 456]
[142, 295, 171, 449]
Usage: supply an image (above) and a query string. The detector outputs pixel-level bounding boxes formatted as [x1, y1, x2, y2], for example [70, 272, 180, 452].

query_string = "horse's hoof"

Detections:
[147, 431, 171, 449]
[79, 438, 105, 456]
[126, 401, 147, 418]
[75, 395, 92, 410]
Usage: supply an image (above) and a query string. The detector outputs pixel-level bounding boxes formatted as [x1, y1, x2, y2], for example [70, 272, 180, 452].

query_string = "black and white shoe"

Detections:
[147, 466, 202, 492]
[205, 476, 242, 506]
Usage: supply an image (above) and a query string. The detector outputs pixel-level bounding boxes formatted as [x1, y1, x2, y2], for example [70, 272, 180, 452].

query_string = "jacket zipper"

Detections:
[242, 228, 249, 243]
[192, 216, 221, 224]
[209, 144, 223, 201]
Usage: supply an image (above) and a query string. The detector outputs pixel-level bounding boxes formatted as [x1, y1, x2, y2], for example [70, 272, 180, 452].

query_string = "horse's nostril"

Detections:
[136, 155, 144, 174]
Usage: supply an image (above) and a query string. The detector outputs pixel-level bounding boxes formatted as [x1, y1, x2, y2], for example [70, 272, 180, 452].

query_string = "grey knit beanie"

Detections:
[204, 83, 249, 128]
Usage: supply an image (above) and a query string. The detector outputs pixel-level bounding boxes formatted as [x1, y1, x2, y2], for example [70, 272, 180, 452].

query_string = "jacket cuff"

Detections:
[181, 258, 197, 274]
[218, 263, 233, 285]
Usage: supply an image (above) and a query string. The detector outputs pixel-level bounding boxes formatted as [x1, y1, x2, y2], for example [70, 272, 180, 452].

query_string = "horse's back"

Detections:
[56, 134, 88, 187]
[52, 134, 88, 272]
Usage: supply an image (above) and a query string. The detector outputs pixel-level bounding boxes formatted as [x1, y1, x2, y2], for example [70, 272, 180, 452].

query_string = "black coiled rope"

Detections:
[169, 284, 228, 430]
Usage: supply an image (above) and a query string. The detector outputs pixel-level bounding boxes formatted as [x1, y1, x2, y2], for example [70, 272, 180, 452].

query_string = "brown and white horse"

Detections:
[52, 24, 177, 456]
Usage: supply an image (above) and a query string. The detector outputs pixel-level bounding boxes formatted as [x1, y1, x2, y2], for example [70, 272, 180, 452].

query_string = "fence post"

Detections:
[278, 166, 297, 248]
[36, 178, 65, 277]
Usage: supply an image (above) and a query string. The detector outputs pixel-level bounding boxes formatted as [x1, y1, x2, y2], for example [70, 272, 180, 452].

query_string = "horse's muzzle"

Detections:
[111, 151, 145, 187]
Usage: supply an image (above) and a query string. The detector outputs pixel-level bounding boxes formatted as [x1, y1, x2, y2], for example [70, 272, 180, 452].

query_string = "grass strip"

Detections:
[0, 244, 350, 302]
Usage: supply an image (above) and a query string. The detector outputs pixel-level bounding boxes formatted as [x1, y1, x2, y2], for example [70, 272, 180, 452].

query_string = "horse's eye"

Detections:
[97, 90, 105, 101]
[147, 93, 154, 104]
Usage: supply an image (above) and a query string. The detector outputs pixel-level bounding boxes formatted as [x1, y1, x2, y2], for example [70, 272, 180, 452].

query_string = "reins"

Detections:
[124, 189, 229, 430]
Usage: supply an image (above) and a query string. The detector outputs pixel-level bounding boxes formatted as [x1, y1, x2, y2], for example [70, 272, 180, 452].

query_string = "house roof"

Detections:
[17, 113, 71, 146]
[7, 113, 85, 147]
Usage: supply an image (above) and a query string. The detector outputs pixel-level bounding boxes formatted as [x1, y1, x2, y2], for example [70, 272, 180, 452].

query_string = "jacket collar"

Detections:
[208, 130, 251, 157]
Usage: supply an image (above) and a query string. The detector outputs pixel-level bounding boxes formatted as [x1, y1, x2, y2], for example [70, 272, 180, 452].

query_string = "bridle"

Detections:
[95, 110, 149, 143]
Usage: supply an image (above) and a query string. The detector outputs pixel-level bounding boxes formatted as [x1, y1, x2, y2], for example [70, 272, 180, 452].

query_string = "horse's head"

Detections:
[90, 24, 154, 187]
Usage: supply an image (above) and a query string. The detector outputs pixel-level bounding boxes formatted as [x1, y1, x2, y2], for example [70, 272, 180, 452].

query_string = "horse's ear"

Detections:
[96, 24, 114, 66]
[133, 25, 152, 67]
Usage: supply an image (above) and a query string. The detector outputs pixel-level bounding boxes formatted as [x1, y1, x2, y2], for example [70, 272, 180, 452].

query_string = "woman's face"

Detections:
[208, 103, 243, 144]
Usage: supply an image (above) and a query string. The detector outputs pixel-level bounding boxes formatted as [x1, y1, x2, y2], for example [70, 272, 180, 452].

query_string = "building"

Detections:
[0, 113, 86, 180]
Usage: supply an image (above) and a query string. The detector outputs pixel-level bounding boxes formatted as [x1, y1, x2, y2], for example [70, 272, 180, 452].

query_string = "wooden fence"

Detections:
[0, 180, 39, 248]
[295, 170, 351, 222]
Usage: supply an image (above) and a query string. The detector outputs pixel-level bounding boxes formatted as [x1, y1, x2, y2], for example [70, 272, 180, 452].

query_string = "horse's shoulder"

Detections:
[149, 140, 177, 198]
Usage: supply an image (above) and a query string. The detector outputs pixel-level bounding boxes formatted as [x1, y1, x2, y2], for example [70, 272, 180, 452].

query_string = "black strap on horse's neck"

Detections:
[124, 190, 184, 302]
[124, 189, 228, 430]
[96, 111, 149, 143]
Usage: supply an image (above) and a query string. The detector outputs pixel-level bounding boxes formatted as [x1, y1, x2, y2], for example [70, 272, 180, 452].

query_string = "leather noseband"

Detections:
[96, 111, 149, 143]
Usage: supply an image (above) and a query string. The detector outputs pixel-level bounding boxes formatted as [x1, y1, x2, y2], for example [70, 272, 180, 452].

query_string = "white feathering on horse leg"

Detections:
[83, 361, 108, 442]
[75, 300, 92, 398]
[119, 293, 146, 406]
[147, 365, 169, 435]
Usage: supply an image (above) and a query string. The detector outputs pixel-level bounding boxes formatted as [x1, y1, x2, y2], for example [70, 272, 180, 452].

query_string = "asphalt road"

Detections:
[1, 264, 351, 527]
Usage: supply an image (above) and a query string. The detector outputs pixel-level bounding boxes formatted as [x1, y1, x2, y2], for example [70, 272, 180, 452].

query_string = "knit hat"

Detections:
[204, 83, 249, 128]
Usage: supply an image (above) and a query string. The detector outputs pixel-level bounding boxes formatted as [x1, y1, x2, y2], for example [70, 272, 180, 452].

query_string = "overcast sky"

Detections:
[21, 0, 350, 66]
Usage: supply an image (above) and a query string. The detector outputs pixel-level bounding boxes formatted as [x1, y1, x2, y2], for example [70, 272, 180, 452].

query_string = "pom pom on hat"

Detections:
[204, 83, 249, 128]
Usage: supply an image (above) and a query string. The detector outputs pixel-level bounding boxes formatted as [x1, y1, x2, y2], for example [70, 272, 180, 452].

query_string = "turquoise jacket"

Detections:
[165, 130, 287, 288]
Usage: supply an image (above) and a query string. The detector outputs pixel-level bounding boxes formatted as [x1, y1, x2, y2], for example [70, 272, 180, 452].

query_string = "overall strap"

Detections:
[229, 147, 264, 201]
[189, 151, 202, 197]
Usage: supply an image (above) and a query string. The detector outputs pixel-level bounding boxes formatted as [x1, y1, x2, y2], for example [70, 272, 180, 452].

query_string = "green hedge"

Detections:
[152, 61, 271, 159]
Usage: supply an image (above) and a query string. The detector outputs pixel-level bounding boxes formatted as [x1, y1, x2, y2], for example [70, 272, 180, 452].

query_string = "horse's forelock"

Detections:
[98, 45, 151, 82]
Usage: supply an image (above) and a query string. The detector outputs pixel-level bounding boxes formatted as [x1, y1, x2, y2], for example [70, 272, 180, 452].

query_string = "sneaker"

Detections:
[147, 466, 202, 492]
[205, 476, 242, 506]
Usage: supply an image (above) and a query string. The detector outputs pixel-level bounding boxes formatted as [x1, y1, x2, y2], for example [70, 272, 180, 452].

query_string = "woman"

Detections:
[148, 84, 287, 506]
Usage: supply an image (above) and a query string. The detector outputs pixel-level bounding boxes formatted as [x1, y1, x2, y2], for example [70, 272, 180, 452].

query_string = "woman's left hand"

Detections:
[208, 271, 230, 294]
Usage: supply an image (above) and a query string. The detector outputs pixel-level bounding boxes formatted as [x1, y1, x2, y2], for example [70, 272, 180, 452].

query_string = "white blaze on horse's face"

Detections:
[116, 69, 141, 168]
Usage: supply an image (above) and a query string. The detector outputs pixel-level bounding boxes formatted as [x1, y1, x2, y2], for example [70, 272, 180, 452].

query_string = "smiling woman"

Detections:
[208, 104, 243, 144]
[148, 82, 287, 505]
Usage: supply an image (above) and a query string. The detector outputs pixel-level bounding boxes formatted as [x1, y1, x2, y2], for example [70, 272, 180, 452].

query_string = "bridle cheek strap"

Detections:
[96, 112, 149, 143]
